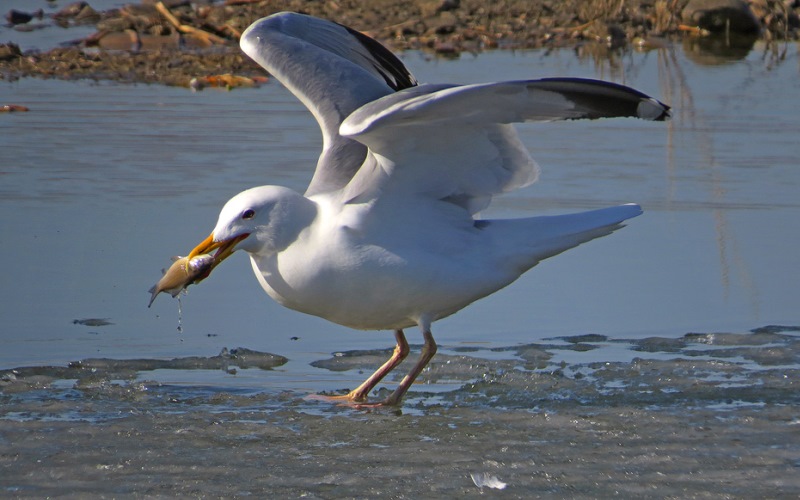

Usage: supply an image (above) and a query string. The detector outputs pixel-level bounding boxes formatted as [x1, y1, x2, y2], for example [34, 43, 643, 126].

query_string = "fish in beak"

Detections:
[148, 232, 249, 307]
[148, 254, 214, 307]
[187, 232, 249, 267]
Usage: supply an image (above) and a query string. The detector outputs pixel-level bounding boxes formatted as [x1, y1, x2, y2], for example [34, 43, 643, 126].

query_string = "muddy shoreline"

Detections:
[3, 403, 798, 497]
[2, 0, 798, 86]
[2, 327, 800, 497]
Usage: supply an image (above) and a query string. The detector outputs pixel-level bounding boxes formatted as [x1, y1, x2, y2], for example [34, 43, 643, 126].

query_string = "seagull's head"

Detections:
[186, 186, 315, 282]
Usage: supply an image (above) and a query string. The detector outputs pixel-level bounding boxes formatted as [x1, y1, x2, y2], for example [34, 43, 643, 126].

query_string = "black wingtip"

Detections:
[534, 78, 671, 122]
[339, 24, 418, 91]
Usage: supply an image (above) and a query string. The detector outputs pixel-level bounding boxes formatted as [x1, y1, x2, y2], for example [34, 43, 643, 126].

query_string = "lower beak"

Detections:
[186, 232, 249, 282]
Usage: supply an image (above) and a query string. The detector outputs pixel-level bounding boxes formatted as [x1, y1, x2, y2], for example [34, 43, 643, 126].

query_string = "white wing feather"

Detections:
[240, 12, 417, 196]
[340, 80, 668, 213]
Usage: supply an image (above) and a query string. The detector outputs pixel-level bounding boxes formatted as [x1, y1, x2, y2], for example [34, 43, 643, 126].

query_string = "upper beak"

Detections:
[186, 232, 249, 282]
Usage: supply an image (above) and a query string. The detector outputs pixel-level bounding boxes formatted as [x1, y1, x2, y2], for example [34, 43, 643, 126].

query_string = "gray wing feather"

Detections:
[340, 79, 669, 213]
[240, 12, 417, 196]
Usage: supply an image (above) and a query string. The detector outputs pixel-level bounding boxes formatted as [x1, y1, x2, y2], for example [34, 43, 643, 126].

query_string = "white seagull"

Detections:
[172, 12, 669, 406]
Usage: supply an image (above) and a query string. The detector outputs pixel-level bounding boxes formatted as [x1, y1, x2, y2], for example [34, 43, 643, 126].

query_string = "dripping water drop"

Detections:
[176, 295, 184, 334]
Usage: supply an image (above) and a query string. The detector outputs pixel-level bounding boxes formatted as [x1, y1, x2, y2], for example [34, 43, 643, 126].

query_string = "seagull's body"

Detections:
[227, 186, 641, 332]
[179, 12, 670, 406]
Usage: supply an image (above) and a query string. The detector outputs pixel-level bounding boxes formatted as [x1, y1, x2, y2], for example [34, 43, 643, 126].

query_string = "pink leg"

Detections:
[323, 329, 410, 403]
[377, 328, 437, 406]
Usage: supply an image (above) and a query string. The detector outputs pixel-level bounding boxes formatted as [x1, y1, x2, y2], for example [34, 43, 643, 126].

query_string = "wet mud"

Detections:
[2, 326, 799, 497]
[2, 0, 798, 86]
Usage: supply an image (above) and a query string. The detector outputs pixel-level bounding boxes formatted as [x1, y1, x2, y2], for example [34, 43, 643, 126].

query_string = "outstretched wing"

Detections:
[340, 79, 670, 213]
[240, 12, 417, 196]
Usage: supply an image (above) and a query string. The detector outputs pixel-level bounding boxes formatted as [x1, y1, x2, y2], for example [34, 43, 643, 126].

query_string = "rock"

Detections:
[53, 1, 89, 19]
[1, 104, 30, 112]
[5, 10, 31, 25]
[425, 11, 458, 35]
[606, 24, 627, 47]
[52, 1, 100, 24]
[681, 0, 761, 34]
[0, 43, 22, 61]
[74, 4, 101, 23]
[139, 32, 182, 51]
[95, 30, 140, 51]
[418, 0, 460, 18]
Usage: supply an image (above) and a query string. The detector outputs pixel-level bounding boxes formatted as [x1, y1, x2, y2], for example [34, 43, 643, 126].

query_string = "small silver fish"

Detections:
[148, 254, 214, 307]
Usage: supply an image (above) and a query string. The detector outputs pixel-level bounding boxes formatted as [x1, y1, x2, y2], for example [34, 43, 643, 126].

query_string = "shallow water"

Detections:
[1, 36, 800, 497]
[1, 41, 798, 369]
[2, 327, 799, 497]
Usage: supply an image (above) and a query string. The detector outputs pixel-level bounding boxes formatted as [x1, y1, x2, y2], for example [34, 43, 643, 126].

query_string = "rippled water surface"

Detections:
[2, 42, 798, 368]
[1, 37, 799, 497]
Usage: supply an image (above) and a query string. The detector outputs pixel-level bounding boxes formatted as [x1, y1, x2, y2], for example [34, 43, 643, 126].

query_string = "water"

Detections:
[2, 37, 800, 497]
[2, 43, 798, 373]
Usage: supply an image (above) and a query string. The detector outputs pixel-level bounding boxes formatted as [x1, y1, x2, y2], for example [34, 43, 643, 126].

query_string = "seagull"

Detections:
[175, 12, 669, 406]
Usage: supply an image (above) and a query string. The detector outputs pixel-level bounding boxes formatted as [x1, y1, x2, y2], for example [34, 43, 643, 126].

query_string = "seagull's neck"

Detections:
[254, 192, 319, 257]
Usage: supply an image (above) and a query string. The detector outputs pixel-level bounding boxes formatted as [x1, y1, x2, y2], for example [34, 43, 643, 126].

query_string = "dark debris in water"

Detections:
[72, 317, 113, 327]
[557, 333, 608, 343]
[751, 324, 800, 334]
[0, 347, 287, 393]
[3, 326, 799, 411]
[311, 347, 396, 372]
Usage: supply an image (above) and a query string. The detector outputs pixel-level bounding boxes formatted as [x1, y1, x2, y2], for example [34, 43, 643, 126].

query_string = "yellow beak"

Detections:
[186, 232, 249, 282]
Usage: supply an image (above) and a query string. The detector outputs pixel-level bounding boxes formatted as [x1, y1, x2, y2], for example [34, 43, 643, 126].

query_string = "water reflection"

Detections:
[682, 34, 759, 65]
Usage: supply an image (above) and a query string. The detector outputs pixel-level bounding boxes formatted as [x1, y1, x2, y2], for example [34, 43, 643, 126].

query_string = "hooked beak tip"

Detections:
[188, 233, 218, 261]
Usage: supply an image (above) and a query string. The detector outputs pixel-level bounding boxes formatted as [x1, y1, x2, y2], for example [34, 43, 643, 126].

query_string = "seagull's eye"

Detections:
[242, 209, 255, 220]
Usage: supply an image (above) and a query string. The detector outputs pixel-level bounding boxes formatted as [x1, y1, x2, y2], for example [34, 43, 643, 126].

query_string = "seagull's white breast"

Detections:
[248, 197, 513, 331]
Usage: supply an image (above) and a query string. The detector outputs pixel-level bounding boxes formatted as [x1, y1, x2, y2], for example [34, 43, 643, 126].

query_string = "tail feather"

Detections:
[482, 203, 642, 272]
